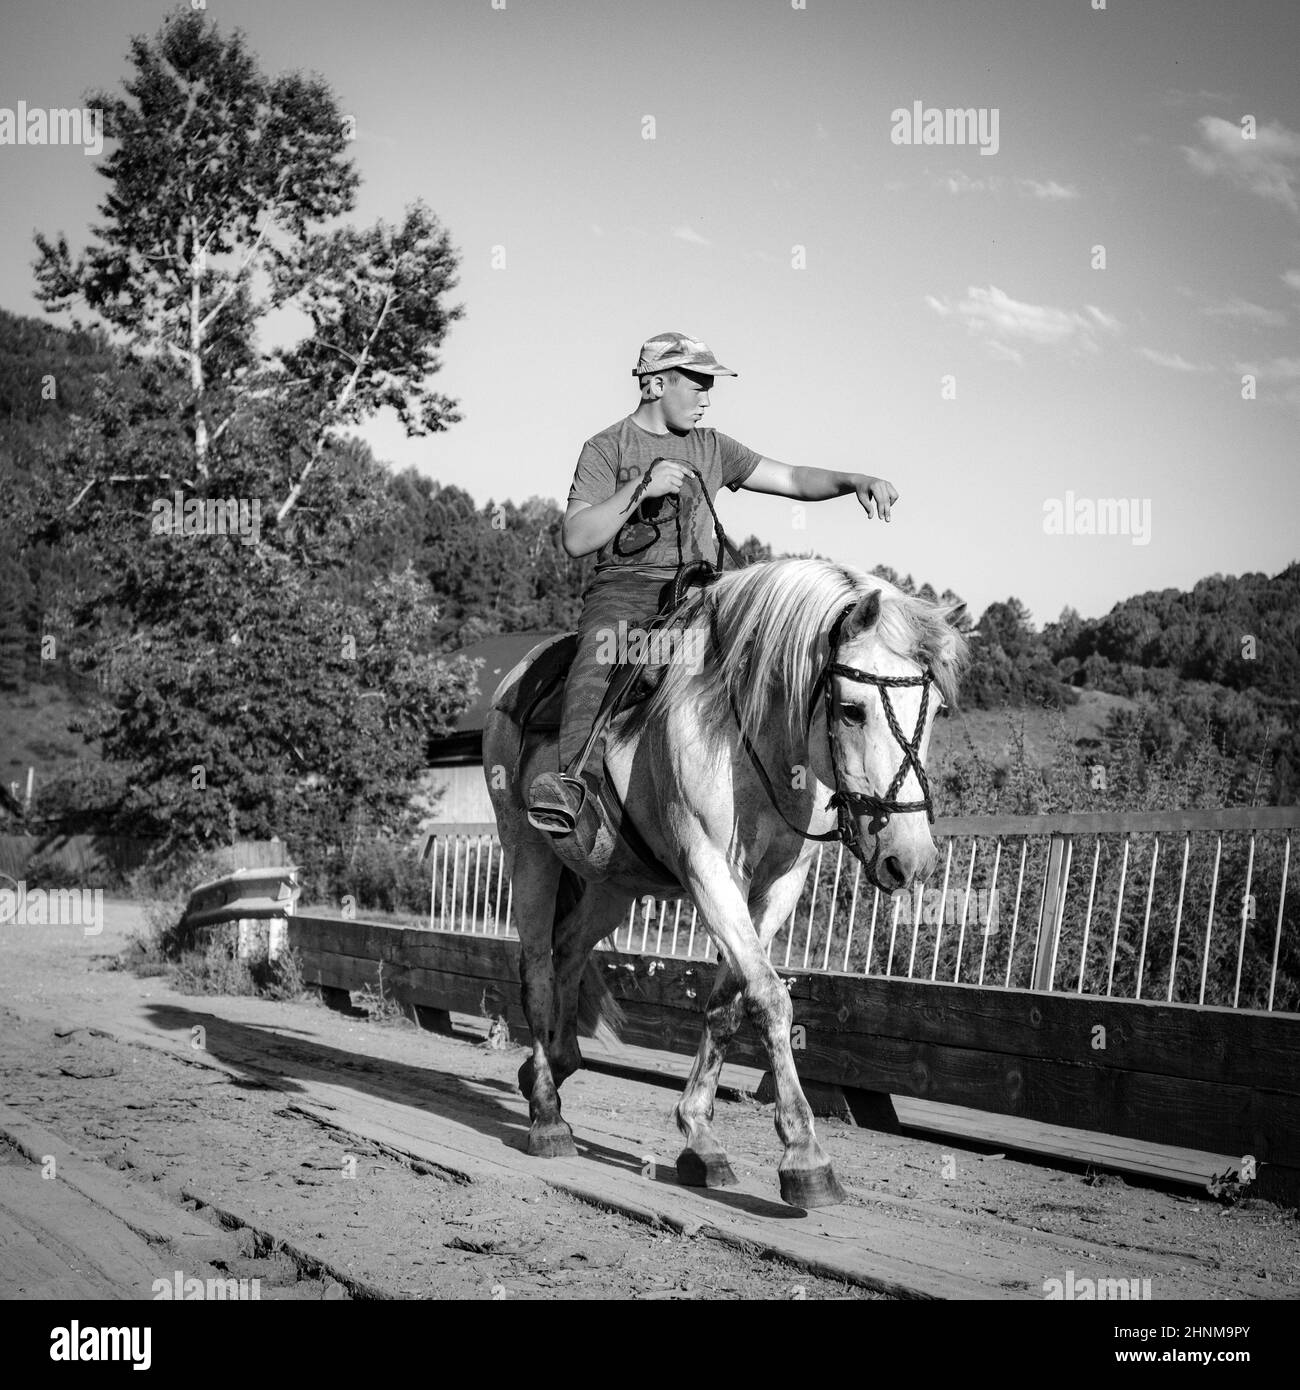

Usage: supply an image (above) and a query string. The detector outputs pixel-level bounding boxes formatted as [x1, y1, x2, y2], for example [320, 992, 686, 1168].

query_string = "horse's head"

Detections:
[818, 587, 967, 891]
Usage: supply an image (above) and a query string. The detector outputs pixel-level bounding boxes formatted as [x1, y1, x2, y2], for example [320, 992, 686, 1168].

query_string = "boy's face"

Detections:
[657, 368, 714, 432]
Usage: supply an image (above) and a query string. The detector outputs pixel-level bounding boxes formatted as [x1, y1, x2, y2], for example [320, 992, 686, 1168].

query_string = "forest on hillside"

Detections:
[5, 305, 1300, 836]
[3, 295, 1297, 839]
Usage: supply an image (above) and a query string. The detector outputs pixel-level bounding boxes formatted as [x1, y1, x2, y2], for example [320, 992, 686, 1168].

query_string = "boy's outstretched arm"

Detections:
[740, 458, 898, 522]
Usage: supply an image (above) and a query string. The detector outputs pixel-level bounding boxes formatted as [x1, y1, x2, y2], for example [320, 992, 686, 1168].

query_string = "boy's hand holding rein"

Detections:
[640, 459, 690, 500]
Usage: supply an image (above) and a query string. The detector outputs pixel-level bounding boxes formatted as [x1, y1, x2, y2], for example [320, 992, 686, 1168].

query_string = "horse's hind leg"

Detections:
[673, 961, 744, 1188]
[510, 840, 577, 1158]
[550, 881, 636, 1086]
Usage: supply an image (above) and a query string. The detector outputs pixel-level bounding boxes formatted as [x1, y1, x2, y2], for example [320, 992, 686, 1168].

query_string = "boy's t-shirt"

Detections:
[568, 415, 762, 577]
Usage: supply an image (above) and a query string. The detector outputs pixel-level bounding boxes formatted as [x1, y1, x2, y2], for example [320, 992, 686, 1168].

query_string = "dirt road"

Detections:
[0, 901, 1295, 1300]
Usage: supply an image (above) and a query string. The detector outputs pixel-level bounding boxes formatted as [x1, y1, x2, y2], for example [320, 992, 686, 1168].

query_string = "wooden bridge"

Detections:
[293, 807, 1300, 1204]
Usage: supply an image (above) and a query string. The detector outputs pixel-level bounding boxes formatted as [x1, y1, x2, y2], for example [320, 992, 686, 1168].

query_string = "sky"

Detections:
[2, 0, 1298, 624]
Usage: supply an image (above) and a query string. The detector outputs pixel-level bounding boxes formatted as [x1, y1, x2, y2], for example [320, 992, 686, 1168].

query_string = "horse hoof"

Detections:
[527, 1122, 577, 1159]
[517, 1059, 535, 1099]
[676, 1148, 739, 1189]
[779, 1165, 848, 1208]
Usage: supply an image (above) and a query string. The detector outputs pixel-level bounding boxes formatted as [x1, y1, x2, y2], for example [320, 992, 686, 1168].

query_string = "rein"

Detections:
[619, 461, 747, 574]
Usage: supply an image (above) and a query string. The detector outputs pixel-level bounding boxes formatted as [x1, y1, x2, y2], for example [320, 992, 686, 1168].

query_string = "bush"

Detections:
[120, 865, 307, 1001]
[316, 836, 430, 918]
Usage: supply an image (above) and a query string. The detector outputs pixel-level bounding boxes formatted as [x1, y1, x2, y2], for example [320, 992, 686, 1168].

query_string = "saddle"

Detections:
[494, 563, 719, 892]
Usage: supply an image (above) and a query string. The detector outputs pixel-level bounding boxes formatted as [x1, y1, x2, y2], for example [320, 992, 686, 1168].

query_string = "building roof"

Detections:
[437, 631, 562, 741]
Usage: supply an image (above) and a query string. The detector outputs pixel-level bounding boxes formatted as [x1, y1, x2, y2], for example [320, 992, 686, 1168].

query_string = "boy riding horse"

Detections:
[527, 330, 900, 833]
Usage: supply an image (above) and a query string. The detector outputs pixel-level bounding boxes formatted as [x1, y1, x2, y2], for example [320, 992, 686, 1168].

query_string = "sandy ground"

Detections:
[0, 900, 1296, 1300]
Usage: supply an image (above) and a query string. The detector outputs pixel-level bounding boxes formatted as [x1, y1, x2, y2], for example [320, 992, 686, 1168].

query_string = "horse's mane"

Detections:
[629, 558, 969, 755]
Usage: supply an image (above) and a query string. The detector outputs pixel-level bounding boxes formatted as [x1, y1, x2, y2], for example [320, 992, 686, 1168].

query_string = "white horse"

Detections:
[484, 557, 968, 1207]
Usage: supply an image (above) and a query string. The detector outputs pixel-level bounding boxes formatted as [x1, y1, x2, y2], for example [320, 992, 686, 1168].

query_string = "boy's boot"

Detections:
[526, 769, 588, 835]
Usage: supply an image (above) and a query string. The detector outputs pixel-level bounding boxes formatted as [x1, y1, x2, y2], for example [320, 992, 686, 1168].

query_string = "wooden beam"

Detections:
[288, 918, 1300, 1182]
[1031, 834, 1067, 991]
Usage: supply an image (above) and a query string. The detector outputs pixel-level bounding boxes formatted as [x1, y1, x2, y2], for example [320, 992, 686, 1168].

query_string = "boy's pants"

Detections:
[558, 567, 675, 771]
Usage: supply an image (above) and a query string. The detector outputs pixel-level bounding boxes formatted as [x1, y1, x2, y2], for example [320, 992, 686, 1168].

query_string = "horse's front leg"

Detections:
[683, 849, 846, 1208]
[674, 853, 817, 1192]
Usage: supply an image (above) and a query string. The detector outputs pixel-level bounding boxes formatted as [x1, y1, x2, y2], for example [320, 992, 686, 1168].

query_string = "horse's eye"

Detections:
[840, 703, 867, 725]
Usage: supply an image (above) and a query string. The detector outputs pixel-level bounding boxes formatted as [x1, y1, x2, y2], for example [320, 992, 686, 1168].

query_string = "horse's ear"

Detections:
[948, 601, 968, 629]
[842, 589, 882, 640]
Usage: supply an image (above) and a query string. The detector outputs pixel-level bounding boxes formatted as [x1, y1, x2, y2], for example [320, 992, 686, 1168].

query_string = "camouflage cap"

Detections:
[632, 331, 737, 378]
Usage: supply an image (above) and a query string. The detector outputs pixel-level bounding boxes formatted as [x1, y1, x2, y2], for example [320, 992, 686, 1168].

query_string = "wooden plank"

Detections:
[785, 975, 1300, 1094]
[589, 952, 1300, 1094]
[1032, 834, 1067, 991]
[295, 948, 530, 1038]
[0, 1104, 230, 1265]
[292, 917, 522, 984]
[890, 1098, 1238, 1182]
[0, 1169, 163, 1299]
[890, 1100, 1300, 1203]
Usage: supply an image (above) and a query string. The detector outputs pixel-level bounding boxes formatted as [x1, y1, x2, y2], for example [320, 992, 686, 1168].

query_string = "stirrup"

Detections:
[526, 772, 589, 835]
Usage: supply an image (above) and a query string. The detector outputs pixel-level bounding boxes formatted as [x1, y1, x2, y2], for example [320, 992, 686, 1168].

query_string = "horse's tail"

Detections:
[559, 867, 626, 1048]
[578, 956, 626, 1048]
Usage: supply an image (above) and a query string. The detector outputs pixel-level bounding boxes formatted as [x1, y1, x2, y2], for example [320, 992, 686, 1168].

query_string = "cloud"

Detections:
[1165, 88, 1235, 107]
[1137, 347, 1209, 372]
[1015, 178, 1080, 201]
[985, 339, 1025, 366]
[1202, 295, 1287, 326]
[671, 224, 712, 246]
[935, 173, 1079, 200]
[1234, 355, 1300, 380]
[1085, 305, 1122, 333]
[1177, 285, 1288, 325]
[1179, 286, 1288, 325]
[925, 284, 1122, 362]
[1285, 270, 1300, 293]
[939, 171, 1002, 194]
[1183, 115, 1300, 215]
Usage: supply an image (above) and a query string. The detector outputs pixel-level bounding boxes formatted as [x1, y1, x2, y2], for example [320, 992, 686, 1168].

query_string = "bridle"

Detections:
[714, 597, 938, 888]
